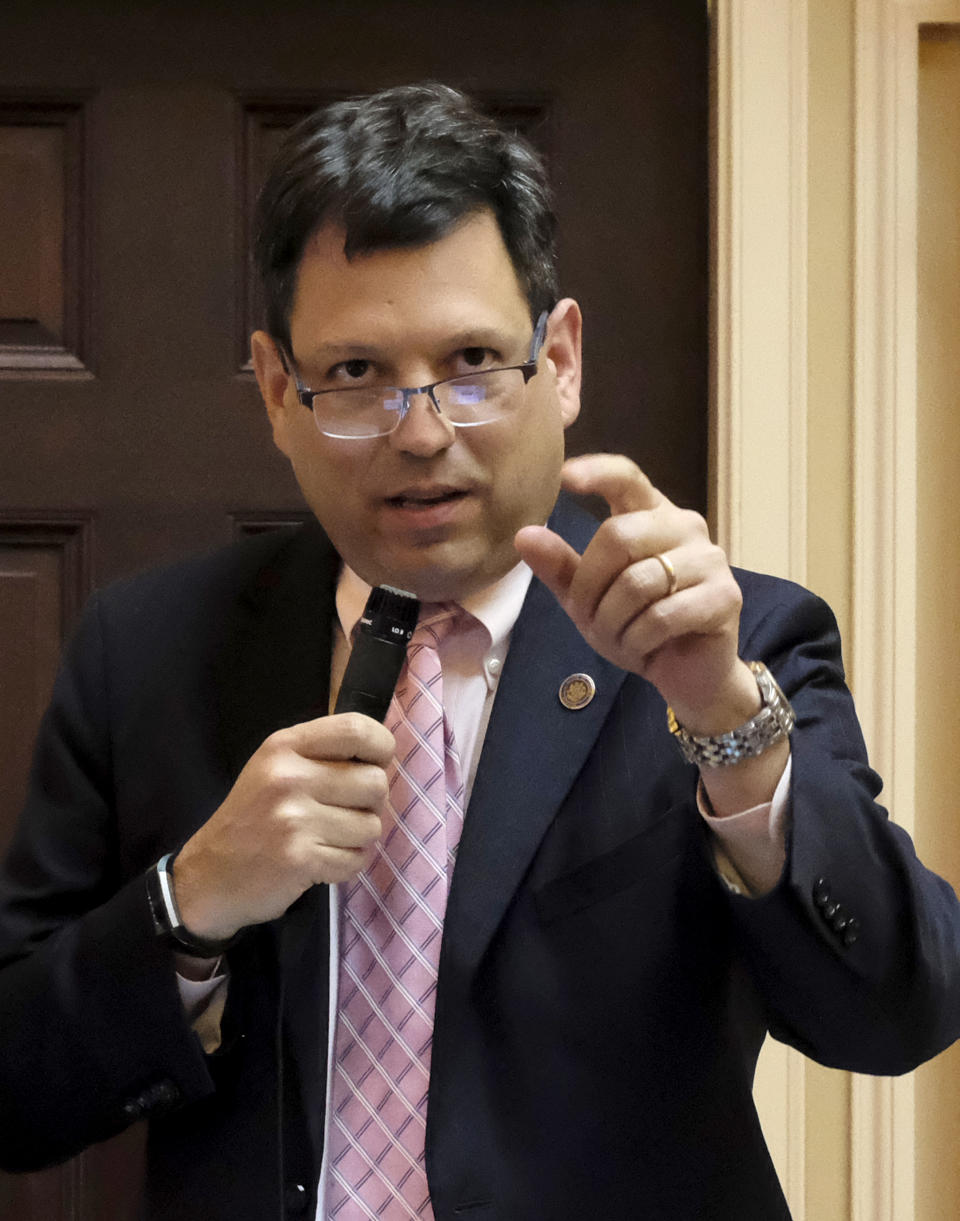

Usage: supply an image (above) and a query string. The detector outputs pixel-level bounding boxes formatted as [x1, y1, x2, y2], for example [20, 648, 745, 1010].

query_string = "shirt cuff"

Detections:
[698, 754, 792, 897]
[177, 962, 228, 1054]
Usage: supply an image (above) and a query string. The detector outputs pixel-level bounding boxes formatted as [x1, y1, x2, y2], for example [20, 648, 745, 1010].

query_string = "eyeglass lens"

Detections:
[318, 368, 527, 438]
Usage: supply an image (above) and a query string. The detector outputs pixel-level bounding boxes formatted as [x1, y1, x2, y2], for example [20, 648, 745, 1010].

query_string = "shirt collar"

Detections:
[335, 560, 534, 652]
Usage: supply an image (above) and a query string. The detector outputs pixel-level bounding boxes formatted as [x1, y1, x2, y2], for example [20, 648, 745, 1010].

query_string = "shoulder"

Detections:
[733, 567, 838, 635]
[97, 521, 333, 618]
[76, 522, 338, 671]
[731, 567, 847, 692]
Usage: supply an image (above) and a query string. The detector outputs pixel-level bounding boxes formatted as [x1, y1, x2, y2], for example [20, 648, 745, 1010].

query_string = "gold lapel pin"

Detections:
[558, 673, 596, 710]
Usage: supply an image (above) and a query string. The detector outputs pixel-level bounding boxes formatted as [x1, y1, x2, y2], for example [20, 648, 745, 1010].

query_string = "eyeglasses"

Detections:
[280, 311, 549, 440]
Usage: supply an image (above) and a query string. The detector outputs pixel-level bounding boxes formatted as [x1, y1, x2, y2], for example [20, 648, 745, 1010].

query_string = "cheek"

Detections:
[287, 444, 367, 523]
[487, 415, 566, 524]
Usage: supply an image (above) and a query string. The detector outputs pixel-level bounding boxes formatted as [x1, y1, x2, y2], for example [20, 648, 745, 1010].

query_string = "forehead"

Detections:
[287, 210, 531, 353]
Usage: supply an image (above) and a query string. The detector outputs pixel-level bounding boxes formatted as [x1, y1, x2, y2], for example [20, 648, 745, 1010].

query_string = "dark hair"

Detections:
[253, 83, 558, 349]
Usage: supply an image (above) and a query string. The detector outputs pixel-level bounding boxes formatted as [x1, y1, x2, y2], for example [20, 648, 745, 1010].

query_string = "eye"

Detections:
[454, 347, 499, 374]
[332, 358, 372, 382]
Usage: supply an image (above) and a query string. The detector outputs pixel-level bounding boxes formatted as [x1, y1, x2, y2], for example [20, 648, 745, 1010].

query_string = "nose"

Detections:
[388, 388, 456, 456]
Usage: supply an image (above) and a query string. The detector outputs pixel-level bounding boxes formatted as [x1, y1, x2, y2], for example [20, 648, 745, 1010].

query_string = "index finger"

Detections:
[560, 453, 665, 516]
[286, 713, 396, 767]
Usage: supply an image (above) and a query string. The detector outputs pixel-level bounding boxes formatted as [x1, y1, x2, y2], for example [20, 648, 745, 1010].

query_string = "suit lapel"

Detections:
[441, 497, 628, 980]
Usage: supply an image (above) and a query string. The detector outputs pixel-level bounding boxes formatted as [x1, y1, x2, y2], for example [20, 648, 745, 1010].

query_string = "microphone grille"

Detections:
[361, 584, 420, 641]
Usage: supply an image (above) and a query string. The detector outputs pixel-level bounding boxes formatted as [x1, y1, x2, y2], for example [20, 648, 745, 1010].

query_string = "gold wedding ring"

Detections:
[653, 552, 678, 597]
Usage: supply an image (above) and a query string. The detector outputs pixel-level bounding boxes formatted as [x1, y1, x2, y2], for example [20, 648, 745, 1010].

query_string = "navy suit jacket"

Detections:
[2, 497, 959, 1220]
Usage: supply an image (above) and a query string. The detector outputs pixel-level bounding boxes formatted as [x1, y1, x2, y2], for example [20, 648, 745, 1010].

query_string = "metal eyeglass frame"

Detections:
[278, 310, 550, 439]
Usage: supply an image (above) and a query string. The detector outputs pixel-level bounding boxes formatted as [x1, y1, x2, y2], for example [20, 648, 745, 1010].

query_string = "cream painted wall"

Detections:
[914, 26, 960, 1221]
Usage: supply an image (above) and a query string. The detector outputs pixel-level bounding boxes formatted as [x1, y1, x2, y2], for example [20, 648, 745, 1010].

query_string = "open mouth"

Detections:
[386, 489, 467, 509]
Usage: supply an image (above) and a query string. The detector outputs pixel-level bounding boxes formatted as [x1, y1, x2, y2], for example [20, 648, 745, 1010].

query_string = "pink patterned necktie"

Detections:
[326, 604, 466, 1219]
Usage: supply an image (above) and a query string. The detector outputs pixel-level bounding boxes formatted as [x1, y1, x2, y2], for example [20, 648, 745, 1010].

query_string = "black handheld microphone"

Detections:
[333, 585, 420, 722]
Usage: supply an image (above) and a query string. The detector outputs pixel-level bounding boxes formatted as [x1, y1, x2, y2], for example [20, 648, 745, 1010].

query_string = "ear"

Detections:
[251, 330, 293, 457]
[543, 298, 582, 428]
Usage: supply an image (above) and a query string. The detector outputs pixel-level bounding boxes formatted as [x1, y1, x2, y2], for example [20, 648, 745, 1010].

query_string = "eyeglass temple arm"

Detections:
[273, 340, 318, 409]
[529, 310, 550, 361]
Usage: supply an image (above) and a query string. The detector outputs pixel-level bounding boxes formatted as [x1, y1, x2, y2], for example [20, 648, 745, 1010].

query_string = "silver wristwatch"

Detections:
[667, 661, 795, 768]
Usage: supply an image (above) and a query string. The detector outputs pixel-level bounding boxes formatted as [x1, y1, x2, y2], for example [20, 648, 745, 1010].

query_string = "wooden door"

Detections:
[0, 2, 707, 1216]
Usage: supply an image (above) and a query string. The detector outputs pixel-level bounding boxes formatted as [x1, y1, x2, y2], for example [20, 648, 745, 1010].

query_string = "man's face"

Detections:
[252, 210, 581, 601]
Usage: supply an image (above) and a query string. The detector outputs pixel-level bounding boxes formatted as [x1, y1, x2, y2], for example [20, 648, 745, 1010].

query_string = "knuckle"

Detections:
[273, 798, 306, 837]
[319, 846, 367, 885]
[283, 834, 317, 877]
[262, 725, 294, 755]
[682, 508, 710, 538]
[369, 767, 390, 806]
[645, 596, 672, 633]
[360, 813, 384, 846]
[337, 712, 393, 762]
[624, 562, 654, 603]
[340, 710, 370, 738]
[724, 581, 744, 619]
[335, 712, 368, 751]
[371, 724, 397, 763]
[260, 757, 297, 800]
[604, 515, 635, 555]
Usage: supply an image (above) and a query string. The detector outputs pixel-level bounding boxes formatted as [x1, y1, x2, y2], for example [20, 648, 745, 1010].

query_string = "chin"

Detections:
[390, 567, 477, 604]
[343, 531, 516, 602]
[390, 557, 507, 603]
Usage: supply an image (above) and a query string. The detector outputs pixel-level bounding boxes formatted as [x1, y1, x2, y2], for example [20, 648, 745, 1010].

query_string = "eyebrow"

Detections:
[295, 325, 523, 367]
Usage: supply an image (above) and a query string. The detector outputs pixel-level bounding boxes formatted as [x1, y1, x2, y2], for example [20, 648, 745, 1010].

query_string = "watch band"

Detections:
[667, 661, 795, 768]
[146, 853, 240, 958]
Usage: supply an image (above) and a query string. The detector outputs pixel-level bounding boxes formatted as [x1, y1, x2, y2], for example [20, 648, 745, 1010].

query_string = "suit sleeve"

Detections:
[726, 579, 960, 1073]
[0, 593, 214, 1173]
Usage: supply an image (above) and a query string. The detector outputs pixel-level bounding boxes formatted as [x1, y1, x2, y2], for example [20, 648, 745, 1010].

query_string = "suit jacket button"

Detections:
[154, 1080, 179, 1106]
[284, 1183, 308, 1215]
[812, 877, 830, 907]
[842, 918, 861, 946]
[823, 901, 839, 921]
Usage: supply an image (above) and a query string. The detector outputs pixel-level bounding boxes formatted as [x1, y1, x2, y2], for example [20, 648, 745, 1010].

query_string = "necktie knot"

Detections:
[412, 601, 462, 650]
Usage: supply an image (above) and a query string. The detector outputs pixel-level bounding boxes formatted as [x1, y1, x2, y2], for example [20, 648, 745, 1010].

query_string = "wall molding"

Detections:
[713, 0, 808, 583]
[712, 1, 809, 1215]
[0, 94, 92, 377]
[851, 4, 960, 1220]
[0, 511, 95, 634]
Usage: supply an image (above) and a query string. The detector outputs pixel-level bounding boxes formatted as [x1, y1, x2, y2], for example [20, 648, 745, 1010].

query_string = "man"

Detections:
[1, 83, 959, 1221]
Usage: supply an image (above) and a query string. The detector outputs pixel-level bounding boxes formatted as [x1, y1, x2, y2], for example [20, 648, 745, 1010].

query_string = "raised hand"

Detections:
[515, 453, 760, 736]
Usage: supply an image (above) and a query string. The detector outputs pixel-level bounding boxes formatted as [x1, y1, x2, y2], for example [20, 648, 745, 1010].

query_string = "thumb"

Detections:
[515, 525, 580, 603]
